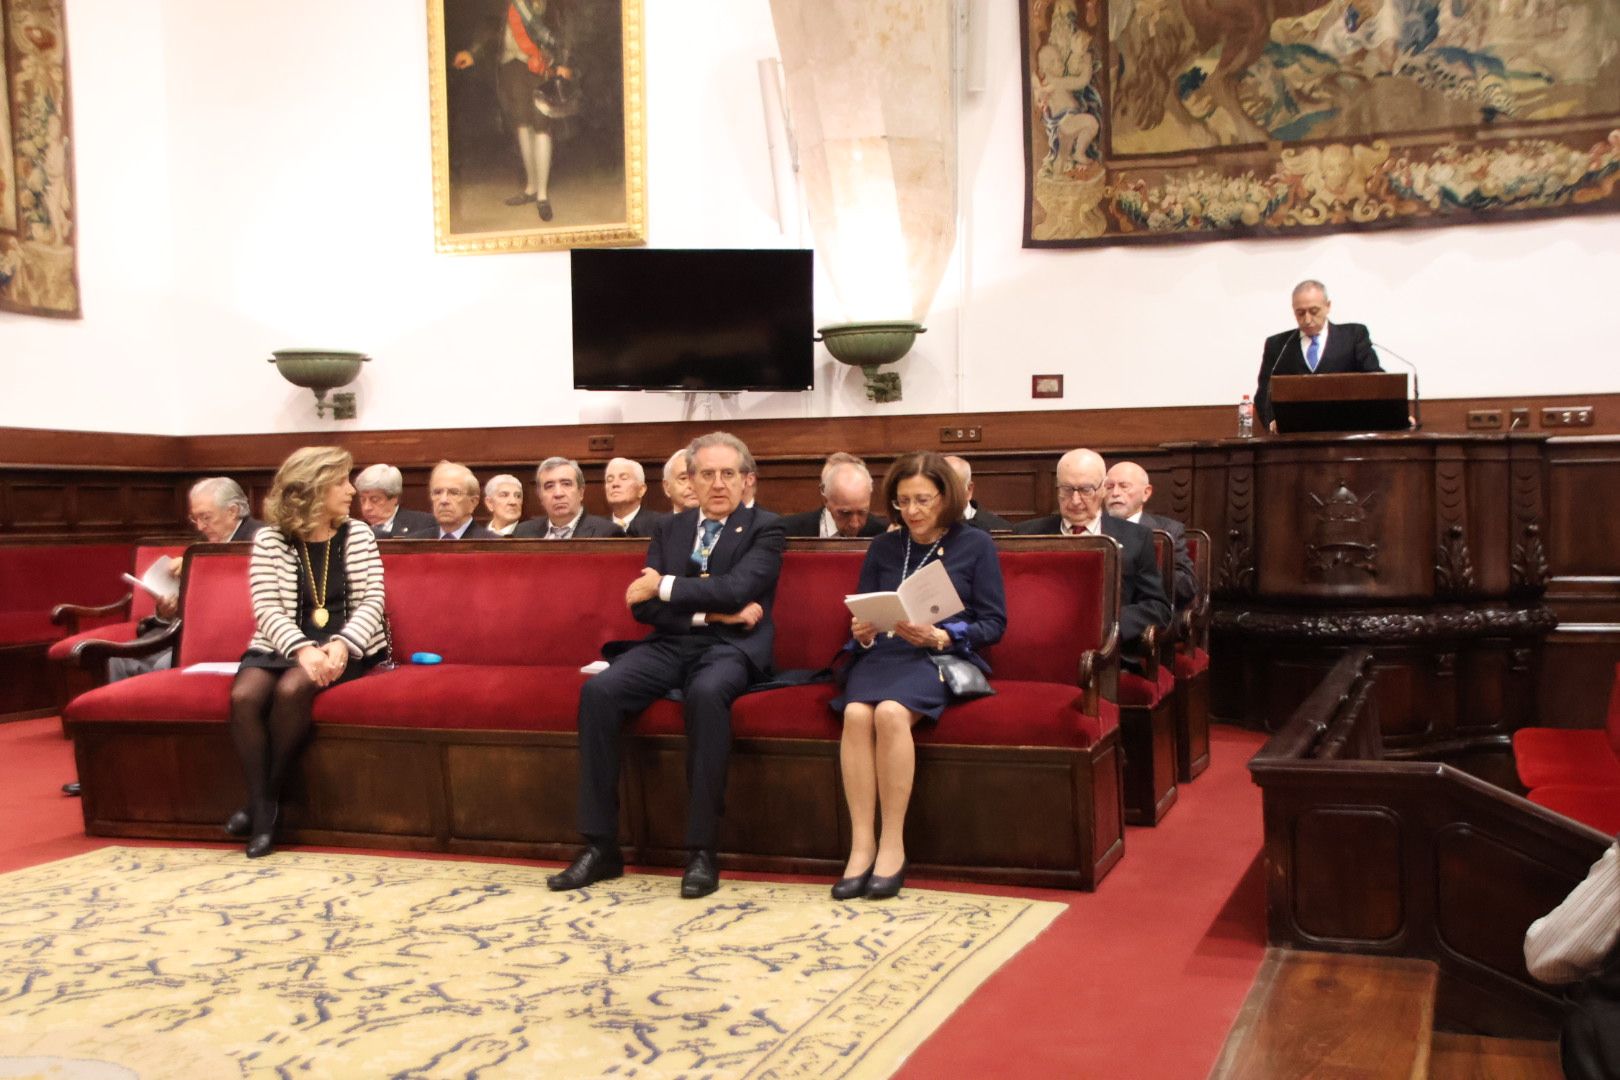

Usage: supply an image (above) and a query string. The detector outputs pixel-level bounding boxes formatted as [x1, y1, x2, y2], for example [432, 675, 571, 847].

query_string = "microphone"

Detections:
[1371, 341, 1421, 430]
[1257, 330, 1301, 429]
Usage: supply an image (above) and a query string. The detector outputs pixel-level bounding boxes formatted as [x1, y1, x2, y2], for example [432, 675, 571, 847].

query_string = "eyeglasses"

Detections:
[696, 468, 742, 484]
[1056, 484, 1101, 501]
[188, 512, 221, 527]
[891, 495, 940, 512]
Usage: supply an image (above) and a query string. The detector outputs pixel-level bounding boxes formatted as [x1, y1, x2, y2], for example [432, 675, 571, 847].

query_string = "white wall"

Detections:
[2, 0, 1616, 438]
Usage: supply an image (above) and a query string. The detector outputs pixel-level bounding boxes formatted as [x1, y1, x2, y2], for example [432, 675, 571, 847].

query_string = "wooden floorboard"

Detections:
[1429, 1033, 1562, 1080]
[1209, 948, 1438, 1080]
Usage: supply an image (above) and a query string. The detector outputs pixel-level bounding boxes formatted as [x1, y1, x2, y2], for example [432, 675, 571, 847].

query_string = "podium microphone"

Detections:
[1372, 342, 1421, 430]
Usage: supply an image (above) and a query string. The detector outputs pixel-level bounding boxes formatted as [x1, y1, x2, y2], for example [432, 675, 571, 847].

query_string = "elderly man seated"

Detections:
[104, 475, 266, 684]
[1105, 461, 1195, 607]
[604, 457, 666, 538]
[356, 464, 437, 538]
[484, 473, 525, 536]
[429, 461, 498, 540]
[946, 455, 1012, 532]
[661, 448, 700, 512]
[513, 457, 622, 538]
[780, 452, 887, 538]
[1014, 448, 1169, 658]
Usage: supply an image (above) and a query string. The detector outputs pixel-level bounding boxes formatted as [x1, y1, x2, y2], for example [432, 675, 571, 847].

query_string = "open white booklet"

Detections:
[122, 557, 180, 602]
[844, 558, 964, 633]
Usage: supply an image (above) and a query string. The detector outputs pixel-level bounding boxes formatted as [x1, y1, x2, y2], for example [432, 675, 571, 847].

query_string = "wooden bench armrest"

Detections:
[71, 620, 181, 668]
[1077, 622, 1120, 716]
[1137, 624, 1161, 681]
[51, 594, 133, 634]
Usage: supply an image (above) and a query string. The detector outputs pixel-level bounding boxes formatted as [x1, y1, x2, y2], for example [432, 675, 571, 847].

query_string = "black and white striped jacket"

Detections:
[247, 518, 387, 660]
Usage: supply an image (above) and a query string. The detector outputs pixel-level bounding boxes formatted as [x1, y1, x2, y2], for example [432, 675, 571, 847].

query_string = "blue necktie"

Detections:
[1305, 335, 1320, 373]
[692, 518, 722, 572]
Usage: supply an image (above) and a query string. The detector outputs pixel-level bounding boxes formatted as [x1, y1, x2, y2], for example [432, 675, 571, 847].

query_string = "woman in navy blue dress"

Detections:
[831, 452, 1006, 900]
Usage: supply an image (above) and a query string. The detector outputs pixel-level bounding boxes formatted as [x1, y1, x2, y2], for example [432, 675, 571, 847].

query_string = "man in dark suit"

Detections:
[1255, 279, 1381, 431]
[946, 455, 1013, 532]
[429, 461, 498, 540]
[1013, 449, 1170, 655]
[1105, 461, 1194, 608]
[355, 463, 437, 538]
[603, 456, 667, 538]
[512, 457, 622, 538]
[779, 452, 888, 538]
[550, 432, 786, 899]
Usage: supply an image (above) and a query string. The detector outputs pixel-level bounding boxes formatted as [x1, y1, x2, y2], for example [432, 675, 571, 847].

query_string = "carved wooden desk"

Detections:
[1176, 432, 1554, 760]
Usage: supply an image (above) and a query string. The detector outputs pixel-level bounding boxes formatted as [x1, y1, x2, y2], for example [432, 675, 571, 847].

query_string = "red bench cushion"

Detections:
[1174, 647, 1209, 680]
[65, 669, 232, 723]
[1119, 668, 1175, 709]
[0, 611, 63, 647]
[1528, 784, 1620, 836]
[48, 620, 137, 661]
[1514, 728, 1620, 789]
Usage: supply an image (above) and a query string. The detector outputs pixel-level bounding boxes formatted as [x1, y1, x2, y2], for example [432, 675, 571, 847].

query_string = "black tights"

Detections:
[228, 666, 320, 832]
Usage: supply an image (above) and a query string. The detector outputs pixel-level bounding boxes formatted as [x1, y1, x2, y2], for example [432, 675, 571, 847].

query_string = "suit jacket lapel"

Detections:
[704, 505, 752, 574]
[663, 510, 696, 574]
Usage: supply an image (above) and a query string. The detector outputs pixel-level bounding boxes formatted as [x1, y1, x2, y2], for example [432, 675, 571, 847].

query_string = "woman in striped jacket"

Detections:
[227, 446, 387, 857]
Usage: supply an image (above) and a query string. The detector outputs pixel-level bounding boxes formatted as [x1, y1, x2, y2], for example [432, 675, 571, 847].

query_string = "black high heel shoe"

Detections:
[224, 808, 251, 837]
[245, 801, 279, 859]
[865, 861, 909, 900]
[831, 863, 875, 901]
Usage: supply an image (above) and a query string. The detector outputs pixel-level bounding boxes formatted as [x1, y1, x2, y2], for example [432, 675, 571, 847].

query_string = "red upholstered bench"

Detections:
[1527, 785, 1620, 836]
[49, 543, 189, 684]
[66, 535, 1128, 889]
[0, 540, 133, 720]
[1512, 664, 1620, 789]
[1172, 528, 1213, 783]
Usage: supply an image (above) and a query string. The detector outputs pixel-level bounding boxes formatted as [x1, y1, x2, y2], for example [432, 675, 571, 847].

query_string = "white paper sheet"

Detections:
[844, 559, 964, 632]
[122, 557, 180, 602]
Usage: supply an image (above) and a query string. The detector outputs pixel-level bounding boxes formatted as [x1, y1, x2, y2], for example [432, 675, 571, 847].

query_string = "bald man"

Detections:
[1105, 462, 1195, 607]
[946, 456, 1012, 532]
[1014, 449, 1169, 654]
[428, 462, 498, 540]
[780, 452, 888, 538]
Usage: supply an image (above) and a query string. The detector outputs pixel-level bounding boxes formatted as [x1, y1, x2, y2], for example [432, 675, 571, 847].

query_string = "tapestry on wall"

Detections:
[1022, 0, 1620, 247]
[0, 0, 77, 317]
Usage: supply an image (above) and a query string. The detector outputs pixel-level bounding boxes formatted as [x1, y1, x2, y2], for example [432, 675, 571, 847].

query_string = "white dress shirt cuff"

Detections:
[658, 574, 675, 602]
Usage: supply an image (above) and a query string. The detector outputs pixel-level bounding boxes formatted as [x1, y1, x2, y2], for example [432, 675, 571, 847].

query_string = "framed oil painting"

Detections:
[1021, 0, 1620, 247]
[1, 0, 80, 318]
[427, 0, 645, 254]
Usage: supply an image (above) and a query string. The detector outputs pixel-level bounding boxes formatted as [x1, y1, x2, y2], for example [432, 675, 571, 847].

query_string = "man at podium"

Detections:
[1256, 280, 1381, 432]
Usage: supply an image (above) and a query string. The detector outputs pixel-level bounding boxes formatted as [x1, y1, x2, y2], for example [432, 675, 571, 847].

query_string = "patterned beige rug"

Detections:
[0, 847, 1063, 1078]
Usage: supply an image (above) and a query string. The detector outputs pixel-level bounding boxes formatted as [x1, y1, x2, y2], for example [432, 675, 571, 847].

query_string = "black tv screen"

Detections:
[571, 248, 814, 392]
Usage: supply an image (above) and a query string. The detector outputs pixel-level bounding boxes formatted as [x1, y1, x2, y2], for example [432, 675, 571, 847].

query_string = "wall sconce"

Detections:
[268, 349, 369, 419]
[770, 0, 956, 404]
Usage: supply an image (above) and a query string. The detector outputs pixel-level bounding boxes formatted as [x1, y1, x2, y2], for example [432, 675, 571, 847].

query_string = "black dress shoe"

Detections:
[224, 808, 251, 837]
[547, 846, 624, 891]
[504, 191, 537, 206]
[245, 801, 278, 859]
[61, 782, 81, 797]
[866, 861, 909, 900]
[831, 863, 875, 901]
[680, 850, 719, 899]
[536, 199, 554, 222]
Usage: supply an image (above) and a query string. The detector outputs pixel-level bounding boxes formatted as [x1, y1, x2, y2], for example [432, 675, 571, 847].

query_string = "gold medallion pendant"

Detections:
[312, 607, 330, 629]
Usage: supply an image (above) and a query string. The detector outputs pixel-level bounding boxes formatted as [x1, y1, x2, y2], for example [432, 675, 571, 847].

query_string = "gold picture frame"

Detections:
[427, 0, 645, 254]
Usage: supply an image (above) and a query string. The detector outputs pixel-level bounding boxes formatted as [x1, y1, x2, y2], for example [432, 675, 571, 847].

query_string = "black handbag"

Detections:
[1561, 954, 1620, 1080]
[929, 654, 995, 700]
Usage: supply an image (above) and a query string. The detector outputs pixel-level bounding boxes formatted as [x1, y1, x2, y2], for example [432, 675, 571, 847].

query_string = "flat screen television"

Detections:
[571, 248, 814, 392]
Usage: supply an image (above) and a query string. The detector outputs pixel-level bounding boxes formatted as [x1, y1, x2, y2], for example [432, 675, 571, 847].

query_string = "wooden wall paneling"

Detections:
[1538, 437, 1620, 724]
[76, 484, 127, 527]
[8, 480, 72, 529]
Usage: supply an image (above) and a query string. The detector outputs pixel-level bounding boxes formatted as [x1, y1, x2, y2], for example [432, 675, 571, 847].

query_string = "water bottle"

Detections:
[1237, 394, 1254, 438]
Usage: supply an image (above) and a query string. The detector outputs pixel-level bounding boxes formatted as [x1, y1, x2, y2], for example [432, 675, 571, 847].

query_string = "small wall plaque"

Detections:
[1032, 374, 1064, 400]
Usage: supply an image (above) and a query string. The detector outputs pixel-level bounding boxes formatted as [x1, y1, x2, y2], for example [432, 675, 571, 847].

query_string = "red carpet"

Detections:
[2, 719, 1269, 1078]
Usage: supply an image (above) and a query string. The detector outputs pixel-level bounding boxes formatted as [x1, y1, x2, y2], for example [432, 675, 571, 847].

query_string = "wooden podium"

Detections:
[1179, 431, 1555, 764]
[1270, 372, 1410, 433]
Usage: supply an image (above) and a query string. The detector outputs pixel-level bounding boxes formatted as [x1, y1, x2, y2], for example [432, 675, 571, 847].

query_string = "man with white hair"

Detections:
[661, 448, 699, 512]
[429, 461, 498, 540]
[101, 480, 265, 684]
[945, 455, 1013, 532]
[1255, 279, 1381, 432]
[512, 457, 621, 538]
[484, 473, 525, 536]
[1014, 448, 1169, 655]
[780, 452, 887, 538]
[1105, 461, 1195, 607]
[603, 457, 665, 538]
[355, 464, 436, 539]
